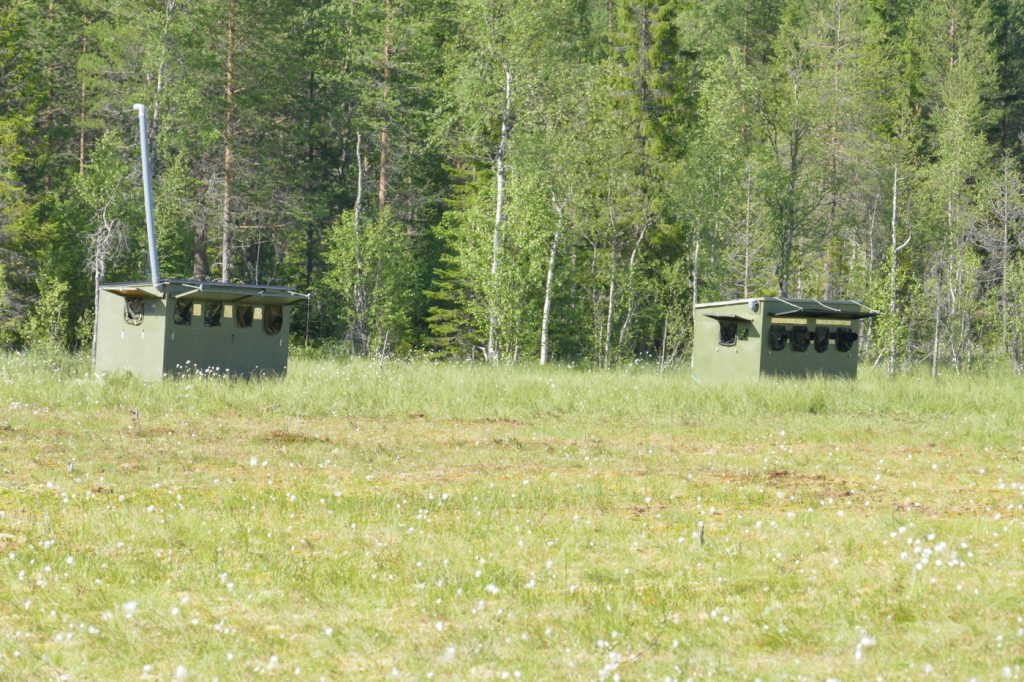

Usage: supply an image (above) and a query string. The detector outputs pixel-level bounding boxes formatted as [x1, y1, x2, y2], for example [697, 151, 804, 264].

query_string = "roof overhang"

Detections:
[703, 314, 755, 322]
[101, 280, 310, 306]
[102, 285, 164, 299]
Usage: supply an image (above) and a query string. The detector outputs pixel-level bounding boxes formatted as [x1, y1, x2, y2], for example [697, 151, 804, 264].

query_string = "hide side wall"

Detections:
[94, 289, 167, 379]
[691, 301, 763, 383]
[162, 299, 291, 377]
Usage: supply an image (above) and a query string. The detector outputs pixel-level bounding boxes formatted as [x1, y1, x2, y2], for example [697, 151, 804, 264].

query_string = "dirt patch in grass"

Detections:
[258, 429, 333, 445]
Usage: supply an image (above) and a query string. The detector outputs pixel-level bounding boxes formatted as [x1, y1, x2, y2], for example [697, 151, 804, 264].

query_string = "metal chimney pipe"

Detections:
[133, 103, 161, 288]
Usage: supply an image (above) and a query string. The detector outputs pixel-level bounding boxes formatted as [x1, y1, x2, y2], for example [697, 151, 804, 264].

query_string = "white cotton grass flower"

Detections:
[175, 664, 187, 679]
[122, 601, 138, 618]
[854, 632, 877, 661]
[484, 584, 500, 595]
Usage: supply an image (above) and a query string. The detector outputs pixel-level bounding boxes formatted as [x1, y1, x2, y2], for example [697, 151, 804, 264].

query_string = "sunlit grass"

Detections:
[0, 351, 1022, 679]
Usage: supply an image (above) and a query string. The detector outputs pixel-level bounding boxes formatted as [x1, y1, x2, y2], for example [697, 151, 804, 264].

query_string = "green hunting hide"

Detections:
[692, 298, 878, 381]
[94, 280, 308, 379]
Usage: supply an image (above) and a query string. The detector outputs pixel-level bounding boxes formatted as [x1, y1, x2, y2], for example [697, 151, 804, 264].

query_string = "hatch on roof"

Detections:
[172, 286, 307, 306]
[767, 298, 877, 320]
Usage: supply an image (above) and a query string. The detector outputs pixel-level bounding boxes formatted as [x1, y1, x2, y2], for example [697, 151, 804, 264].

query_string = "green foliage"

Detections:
[21, 275, 71, 353]
[868, 248, 919, 373]
[0, 264, 15, 348]
[426, 172, 498, 358]
[0, 0, 1023, 370]
[325, 208, 418, 355]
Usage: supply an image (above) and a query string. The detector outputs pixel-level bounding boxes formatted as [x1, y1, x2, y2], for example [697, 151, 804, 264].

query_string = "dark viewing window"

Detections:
[790, 326, 810, 352]
[263, 305, 284, 335]
[235, 304, 254, 328]
[814, 326, 830, 353]
[174, 300, 192, 325]
[718, 320, 738, 347]
[768, 325, 788, 351]
[124, 297, 145, 326]
[836, 328, 858, 352]
[204, 302, 223, 327]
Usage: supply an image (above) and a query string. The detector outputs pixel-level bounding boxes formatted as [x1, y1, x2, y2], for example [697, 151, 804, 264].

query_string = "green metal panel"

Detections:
[691, 300, 763, 383]
[94, 288, 168, 379]
[692, 298, 876, 381]
[94, 280, 305, 379]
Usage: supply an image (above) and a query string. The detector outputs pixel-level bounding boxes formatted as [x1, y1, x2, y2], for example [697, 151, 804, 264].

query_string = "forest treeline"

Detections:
[1, 0, 1023, 370]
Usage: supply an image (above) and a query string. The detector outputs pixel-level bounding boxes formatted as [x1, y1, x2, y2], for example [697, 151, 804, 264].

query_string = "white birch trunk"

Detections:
[352, 133, 367, 355]
[540, 198, 565, 365]
[487, 65, 512, 362]
[617, 220, 648, 348]
[743, 162, 752, 298]
[604, 276, 615, 368]
[221, 0, 234, 283]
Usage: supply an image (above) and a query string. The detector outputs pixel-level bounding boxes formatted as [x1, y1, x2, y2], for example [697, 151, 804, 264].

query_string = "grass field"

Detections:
[0, 352, 1022, 680]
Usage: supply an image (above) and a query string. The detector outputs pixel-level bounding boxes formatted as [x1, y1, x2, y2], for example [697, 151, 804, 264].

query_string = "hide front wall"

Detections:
[94, 280, 307, 379]
[691, 298, 877, 382]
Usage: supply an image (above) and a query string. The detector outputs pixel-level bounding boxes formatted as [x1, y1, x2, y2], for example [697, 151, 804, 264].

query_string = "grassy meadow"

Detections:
[0, 352, 1022, 680]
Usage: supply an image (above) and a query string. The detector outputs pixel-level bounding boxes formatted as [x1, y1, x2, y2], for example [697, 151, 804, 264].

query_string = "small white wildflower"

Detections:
[854, 633, 876, 662]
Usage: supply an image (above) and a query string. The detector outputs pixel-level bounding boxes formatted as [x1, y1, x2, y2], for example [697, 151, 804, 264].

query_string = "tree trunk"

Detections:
[353, 133, 367, 355]
[743, 162, 752, 297]
[692, 239, 700, 310]
[824, 136, 838, 299]
[91, 244, 104, 367]
[1001, 156, 1010, 352]
[617, 216, 648, 349]
[487, 65, 512, 362]
[221, 0, 235, 283]
[378, 0, 392, 212]
[932, 274, 941, 379]
[590, 237, 601, 359]
[604, 275, 615, 368]
[823, 0, 843, 300]
[305, 72, 317, 290]
[659, 310, 669, 371]
[153, 0, 176, 133]
[888, 164, 899, 373]
[540, 198, 565, 365]
[79, 27, 87, 176]
[779, 131, 800, 297]
[193, 219, 208, 278]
